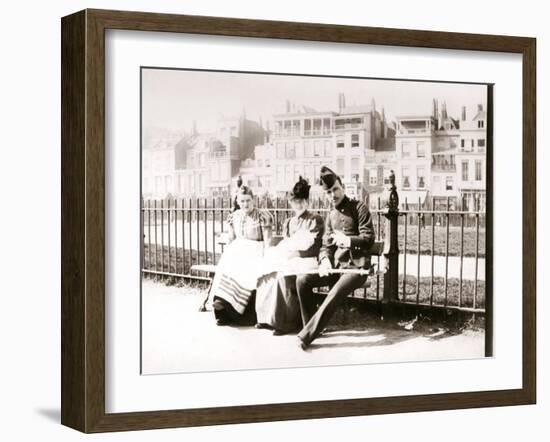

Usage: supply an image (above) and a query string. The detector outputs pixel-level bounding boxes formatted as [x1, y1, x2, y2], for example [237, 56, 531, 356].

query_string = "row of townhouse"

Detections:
[394, 100, 486, 211]
[142, 95, 487, 213]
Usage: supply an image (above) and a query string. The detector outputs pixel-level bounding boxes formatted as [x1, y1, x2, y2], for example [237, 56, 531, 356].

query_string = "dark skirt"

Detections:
[255, 273, 302, 333]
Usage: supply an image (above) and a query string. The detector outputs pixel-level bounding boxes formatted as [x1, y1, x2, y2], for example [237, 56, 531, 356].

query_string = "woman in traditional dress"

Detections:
[255, 177, 324, 335]
[210, 185, 273, 326]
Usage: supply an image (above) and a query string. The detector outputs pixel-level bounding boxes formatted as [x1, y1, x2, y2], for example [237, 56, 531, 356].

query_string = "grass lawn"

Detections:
[396, 225, 485, 257]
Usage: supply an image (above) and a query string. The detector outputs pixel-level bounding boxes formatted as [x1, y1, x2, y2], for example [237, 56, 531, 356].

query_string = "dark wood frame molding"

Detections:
[61, 8, 536, 433]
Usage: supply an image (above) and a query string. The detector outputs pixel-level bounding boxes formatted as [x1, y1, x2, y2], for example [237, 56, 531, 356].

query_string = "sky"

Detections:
[142, 68, 488, 134]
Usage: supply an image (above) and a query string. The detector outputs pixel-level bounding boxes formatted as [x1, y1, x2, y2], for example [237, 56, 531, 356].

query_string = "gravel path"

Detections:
[141, 279, 485, 375]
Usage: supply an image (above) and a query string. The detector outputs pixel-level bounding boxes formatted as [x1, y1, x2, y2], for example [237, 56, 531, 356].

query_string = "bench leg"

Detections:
[198, 280, 213, 312]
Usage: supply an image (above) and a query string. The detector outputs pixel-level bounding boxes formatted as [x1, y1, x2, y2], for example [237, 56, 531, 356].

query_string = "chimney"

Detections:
[432, 98, 438, 119]
[461, 106, 466, 121]
[381, 108, 387, 138]
[338, 93, 346, 112]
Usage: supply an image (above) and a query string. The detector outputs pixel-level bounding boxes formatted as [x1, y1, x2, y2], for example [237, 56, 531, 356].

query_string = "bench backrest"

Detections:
[220, 234, 384, 256]
[271, 235, 384, 256]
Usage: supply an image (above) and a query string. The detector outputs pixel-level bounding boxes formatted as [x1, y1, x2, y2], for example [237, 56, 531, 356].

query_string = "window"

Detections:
[276, 165, 284, 184]
[402, 167, 410, 188]
[402, 142, 412, 158]
[336, 158, 345, 175]
[461, 139, 465, 148]
[336, 135, 345, 149]
[351, 133, 360, 148]
[432, 175, 441, 190]
[285, 165, 292, 183]
[446, 176, 454, 190]
[417, 167, 426, 188]
[286, 142, 295, 159]
[323, 118, 331, 134]
[295, 142, 303, 158]
[462, 161, 469, 181]
[477, 139, 486, 152]
[324, 140, 332, 157]
[276, 143, 284, 159]
[369, 169, 378, 185]
[313, 119, 322, 135]
[350, 157, 359, 175]
[292, 120, 301, 136]
[475, 160, 482, 181]
[283, 120, 292, 136]
[478, 120, 485, 128]
[294, 165, 301, 182]
[304, 164, 313, 181]
[304, 119, 312, 136]
[265, 158, 270, 167]
[417, 141, 426, 158]
[304, 141, 312, 157]
[314, 140, 323, 156]
[313, 163, 321, 184]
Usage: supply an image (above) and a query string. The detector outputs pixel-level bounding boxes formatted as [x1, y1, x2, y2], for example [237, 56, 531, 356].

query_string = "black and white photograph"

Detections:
[140, 68, 490, 375]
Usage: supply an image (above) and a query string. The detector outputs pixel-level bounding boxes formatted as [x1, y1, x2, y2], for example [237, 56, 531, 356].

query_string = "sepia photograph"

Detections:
[140, 67, 490, 375]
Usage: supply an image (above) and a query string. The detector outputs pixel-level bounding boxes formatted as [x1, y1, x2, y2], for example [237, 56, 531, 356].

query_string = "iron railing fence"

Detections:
[141, 195, 486, 313]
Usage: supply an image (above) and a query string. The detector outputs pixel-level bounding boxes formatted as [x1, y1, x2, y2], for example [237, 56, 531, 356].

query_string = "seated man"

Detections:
[296, 166, 375, 350]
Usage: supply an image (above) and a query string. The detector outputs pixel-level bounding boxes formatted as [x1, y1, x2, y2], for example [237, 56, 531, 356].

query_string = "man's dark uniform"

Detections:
[296, 167, 375, 348]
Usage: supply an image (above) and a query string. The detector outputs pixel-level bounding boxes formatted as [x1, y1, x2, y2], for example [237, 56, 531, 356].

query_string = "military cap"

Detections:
[319, 166, 341, 189]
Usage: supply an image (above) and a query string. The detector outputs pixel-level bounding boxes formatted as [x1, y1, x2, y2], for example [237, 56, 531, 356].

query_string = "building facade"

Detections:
[394, 100, 486, 210]
[143, 96, 487, 214]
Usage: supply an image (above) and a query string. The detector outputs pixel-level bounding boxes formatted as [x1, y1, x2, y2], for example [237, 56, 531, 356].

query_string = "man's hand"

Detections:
[318, 258, 332, 277]
[332, 230, 351, 248]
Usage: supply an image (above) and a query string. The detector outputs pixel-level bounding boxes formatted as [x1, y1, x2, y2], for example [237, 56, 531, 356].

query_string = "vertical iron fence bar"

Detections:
[212, 198, 216, 265]
[204, 197, 208, 264]
[376, 197, 381, 301]
[181, 198, 185, 275]
[160, 199, 164, 273]
[167, 198, 171, 273]
[220, 198, 225, 254]
[140, 197, 144, 273]
[147, 200, 151, 273]
[430, 196, 435, 306]
[402, 198, 408, 301]
[416, 197, 421, 305]
[196, 198, 200, 265]
[275, 197, 279, 235]
[459, 196, 465, 308]
[154, 199, 158, 272]
[174, 199, 178, 274]
[444, 196, 450, 307]
[188, 198, 192, 269]
[474, 195, 480, 310]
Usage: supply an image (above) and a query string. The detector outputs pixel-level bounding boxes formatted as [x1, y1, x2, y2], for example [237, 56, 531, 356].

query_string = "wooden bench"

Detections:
[192, 235, 387, 311]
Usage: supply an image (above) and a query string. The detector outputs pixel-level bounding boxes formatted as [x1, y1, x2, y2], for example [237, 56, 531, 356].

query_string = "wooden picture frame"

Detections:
[61, 8, 536, 433]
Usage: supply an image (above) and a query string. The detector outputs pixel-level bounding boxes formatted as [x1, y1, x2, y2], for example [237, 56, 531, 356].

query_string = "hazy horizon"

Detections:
[142, 67, 488, 134]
